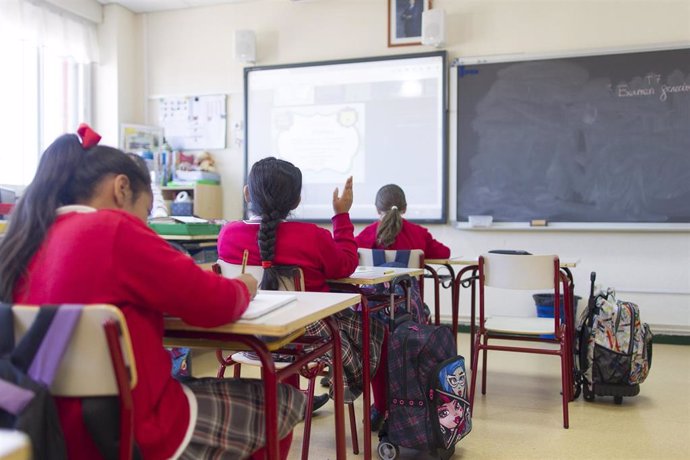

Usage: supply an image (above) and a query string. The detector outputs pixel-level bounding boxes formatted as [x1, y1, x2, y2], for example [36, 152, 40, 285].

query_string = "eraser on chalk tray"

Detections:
[530, 219, 548, 227]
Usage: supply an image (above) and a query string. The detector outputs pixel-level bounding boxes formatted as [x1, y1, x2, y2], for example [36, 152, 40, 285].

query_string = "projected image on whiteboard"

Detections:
[245, 52, 447, 222]
[272, 104, 365, 184]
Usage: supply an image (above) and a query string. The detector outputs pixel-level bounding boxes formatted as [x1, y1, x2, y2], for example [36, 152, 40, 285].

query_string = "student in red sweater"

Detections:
[217, 157, 385, 406]
[356, 183, 451, 258]
[0, 127, 305, 460]
[356, 183, 451, 430]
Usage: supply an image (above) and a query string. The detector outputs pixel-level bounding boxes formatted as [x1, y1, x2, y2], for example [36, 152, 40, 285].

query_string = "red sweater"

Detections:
[217, 213, 359, 292]
[14, 208, 251, 460]
[355, 219, 451, 259]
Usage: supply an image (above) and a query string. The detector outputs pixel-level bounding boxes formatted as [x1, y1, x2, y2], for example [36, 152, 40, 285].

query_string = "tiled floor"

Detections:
[193, 333, 690, 459]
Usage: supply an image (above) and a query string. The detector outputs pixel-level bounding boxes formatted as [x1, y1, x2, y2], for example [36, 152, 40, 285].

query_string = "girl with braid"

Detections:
[218, 157, 385, 406]
[0, 128, 305, 460]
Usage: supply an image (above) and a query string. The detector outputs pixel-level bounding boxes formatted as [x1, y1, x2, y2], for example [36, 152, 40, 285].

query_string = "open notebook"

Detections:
[349, 266, 397, 278]
[241, 293, 297, 320]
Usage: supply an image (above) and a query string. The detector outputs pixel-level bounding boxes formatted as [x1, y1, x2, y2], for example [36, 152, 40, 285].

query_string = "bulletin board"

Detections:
[158, 94, 227, 150]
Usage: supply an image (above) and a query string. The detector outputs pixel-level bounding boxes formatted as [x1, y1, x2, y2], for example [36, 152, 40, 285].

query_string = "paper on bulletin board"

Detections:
[158, 95, 227, 150]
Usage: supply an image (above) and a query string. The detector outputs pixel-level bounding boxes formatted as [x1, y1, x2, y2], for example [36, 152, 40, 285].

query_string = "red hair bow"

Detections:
[77, 123, 102, 149]
[261, 261, 273, 268]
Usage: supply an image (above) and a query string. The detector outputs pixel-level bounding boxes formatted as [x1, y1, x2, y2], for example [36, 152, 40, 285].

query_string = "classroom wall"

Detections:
[95, 3, 145, 146]
[102, 0, 690, 333]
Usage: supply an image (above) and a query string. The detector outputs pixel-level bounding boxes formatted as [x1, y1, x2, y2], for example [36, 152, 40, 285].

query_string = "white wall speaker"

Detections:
[235, 30, 256, 63]
[421, 9, 446, 47]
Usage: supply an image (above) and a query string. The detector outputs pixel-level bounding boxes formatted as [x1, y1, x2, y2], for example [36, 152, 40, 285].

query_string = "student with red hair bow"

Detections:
[0, 126, 304, 460]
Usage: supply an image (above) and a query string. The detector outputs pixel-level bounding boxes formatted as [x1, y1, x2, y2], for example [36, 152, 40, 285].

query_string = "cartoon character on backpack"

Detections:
[429, 357, 472, 451]
[436, 391, 470, 449]
[440, 359, 467, 398]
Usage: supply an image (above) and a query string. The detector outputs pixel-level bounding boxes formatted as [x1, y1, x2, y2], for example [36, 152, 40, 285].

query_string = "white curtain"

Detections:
[0, 0, 98, 185]
[0, 0, 99, 64]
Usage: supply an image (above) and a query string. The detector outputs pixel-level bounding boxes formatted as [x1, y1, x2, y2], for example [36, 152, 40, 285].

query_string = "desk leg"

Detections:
[455, 266, 478, 368]
[247, 338, 280, 460]
[561, 267, 576, 401]
[361, 296, 372, 460]
[324, 317, 347, 460]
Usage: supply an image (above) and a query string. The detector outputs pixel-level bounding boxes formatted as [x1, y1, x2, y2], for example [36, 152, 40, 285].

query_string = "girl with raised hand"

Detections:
[218, 157, 385, 406]
[0, 126, 304, 460]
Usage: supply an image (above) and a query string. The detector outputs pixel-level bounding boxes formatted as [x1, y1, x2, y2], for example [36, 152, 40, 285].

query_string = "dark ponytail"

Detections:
[247, 157, 302, 290]
[0, 134, 151, 301]
[374, 184, 407, 248]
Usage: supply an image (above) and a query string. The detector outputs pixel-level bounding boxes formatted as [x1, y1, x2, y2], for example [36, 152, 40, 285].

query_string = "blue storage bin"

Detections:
[532, 293, 581, 320]
[533, 293, 581, 339]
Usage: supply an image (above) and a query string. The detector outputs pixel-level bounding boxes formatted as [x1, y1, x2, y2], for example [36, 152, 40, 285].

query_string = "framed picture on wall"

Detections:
[388, 0, 431, 47]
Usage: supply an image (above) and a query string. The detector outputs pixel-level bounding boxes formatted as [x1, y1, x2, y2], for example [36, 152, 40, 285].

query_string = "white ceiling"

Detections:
[96, 0, 261, 14]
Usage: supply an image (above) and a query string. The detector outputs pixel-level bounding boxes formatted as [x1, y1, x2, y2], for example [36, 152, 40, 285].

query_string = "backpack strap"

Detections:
[372, 249, 412, 267]
[0, 303, 14, 356]
[27, 305, 83, 386]
[394, 250, 411, 267]
[372, 249, 386, 266]
[10, 306, 59, 373]
[11, 305, 83, 386]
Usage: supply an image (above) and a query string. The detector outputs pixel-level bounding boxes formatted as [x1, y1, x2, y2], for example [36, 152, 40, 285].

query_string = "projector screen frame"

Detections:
[243, 50, 448, 224]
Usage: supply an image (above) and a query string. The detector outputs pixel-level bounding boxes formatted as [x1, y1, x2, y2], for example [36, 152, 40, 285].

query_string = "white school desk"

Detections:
[328, 266, 424, 460]
[0, 430, 30, 460]
[164, 290, 361, 460]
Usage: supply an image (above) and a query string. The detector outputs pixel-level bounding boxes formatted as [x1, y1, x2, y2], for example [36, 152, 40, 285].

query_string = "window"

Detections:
[0, 1, 95, 186]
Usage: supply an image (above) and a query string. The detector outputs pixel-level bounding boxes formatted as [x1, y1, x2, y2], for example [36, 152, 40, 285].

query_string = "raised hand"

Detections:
[332, 176, 353, 215]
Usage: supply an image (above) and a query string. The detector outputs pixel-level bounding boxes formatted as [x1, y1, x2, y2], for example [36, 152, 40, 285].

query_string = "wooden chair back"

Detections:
[215, 259, 305, 292]
[11, 304, 137, 396]
[356, 248, 425, 269]
[10, 304, 136, 460]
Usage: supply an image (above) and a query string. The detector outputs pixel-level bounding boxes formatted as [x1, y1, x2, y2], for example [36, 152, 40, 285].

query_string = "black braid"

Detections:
[247, 157, 303, 290]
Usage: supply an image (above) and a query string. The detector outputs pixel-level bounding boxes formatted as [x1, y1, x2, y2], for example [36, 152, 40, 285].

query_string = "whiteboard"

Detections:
[245, 52, 447, 222]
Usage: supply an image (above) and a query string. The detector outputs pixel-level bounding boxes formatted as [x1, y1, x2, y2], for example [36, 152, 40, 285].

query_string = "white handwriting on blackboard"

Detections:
[616, 80, 690, 101]
[660, 83, 690, 101]
[617, 85, 655, 98]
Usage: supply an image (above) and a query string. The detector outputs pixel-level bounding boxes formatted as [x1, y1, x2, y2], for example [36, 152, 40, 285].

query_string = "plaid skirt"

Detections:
[180, 377, 306, 460]
[306, 308, 386, 403]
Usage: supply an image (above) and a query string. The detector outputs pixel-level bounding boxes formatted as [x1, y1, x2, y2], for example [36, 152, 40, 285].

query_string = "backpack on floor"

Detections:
[381, 321, 471, 459]
[575, 272, 653, 404]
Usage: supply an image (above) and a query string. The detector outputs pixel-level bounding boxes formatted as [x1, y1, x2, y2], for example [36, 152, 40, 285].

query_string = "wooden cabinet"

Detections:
[161, 183, 222, 219]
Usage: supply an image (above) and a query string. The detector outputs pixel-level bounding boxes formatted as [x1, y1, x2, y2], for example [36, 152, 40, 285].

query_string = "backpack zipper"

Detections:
[626, 303, 635, 356]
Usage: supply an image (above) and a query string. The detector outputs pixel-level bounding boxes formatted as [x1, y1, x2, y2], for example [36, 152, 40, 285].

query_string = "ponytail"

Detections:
[374, 184, 407, 248]
[376, 206, 404, 248]
[0, 132, 151, 301]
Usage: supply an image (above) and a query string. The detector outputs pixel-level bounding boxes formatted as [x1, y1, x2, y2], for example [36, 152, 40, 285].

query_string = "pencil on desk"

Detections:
[241, 249, 249, 274]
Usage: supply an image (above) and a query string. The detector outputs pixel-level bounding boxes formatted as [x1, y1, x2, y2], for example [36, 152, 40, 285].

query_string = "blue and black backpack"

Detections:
[379, 320, 471, 459]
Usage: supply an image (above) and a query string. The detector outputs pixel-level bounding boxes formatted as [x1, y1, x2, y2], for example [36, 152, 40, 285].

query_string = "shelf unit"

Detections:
[161, 183, 222, 219]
